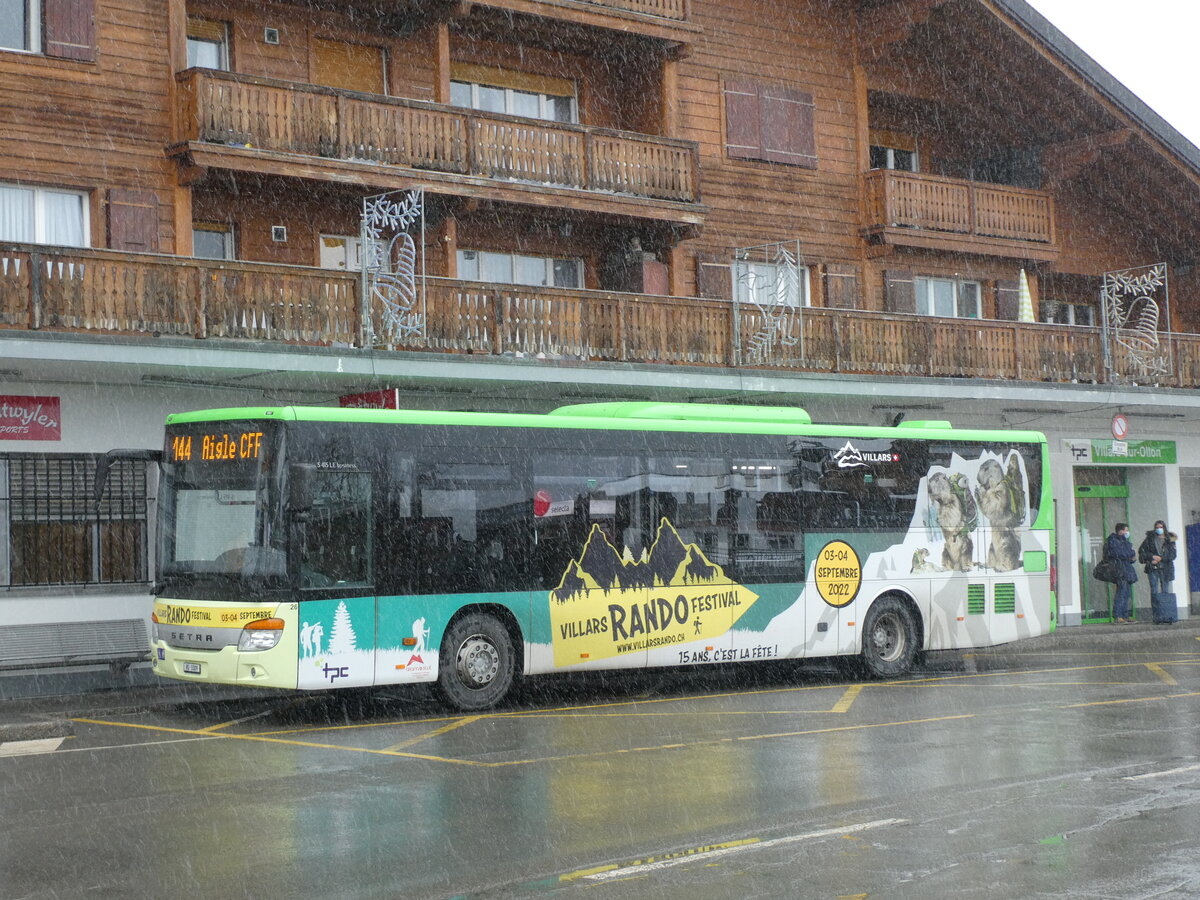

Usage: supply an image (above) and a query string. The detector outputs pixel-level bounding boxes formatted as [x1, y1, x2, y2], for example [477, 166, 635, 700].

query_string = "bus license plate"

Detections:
[183, 662, 202, 675]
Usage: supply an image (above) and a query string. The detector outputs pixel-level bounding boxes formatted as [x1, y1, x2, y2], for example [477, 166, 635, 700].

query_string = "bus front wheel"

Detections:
[438, 612, 516, 711]
[860, 596, 919, 678]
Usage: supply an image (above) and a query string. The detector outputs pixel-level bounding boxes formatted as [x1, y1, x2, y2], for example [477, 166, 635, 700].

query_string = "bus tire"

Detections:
[860, 596, 919, 678]
[437, 612, 516, 711]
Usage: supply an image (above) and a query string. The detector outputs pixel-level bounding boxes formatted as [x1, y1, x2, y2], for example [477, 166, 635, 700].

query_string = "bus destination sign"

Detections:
[170, 430, 263, 463]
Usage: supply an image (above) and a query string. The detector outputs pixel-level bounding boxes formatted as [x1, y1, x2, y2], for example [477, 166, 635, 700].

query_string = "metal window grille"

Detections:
[1, 454, 149, 587]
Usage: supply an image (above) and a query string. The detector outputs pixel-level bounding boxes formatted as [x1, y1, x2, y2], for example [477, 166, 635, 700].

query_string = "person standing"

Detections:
[1138, 520, 1176, 594]
[1139, 520, 1178, 624]
[1105, 523, 1138, 623]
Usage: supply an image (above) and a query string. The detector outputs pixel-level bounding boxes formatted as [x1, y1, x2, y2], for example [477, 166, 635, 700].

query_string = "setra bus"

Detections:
[143, 402, 1054, 709]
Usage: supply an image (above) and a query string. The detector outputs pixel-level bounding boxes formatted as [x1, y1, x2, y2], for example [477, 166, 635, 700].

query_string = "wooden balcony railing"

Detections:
[582, 0, 689, 19]
[177, 70, 700, 204]
[865, 170, 1056, 245]
[4, 245, 1198, 389]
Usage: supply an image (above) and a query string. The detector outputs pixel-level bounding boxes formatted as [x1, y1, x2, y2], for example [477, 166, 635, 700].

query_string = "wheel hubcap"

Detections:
[871, 613, 905, 663]
[456, 634, 500, 689]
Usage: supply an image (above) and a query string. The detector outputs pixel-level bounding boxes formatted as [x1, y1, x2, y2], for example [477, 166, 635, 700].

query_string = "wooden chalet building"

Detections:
[3, 0, 1200, 667]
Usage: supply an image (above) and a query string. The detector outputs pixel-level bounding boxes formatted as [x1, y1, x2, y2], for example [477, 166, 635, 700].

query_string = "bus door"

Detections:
[411, 451, 533, 673]
[290, 466, 377, 689]
[1075, 478, 1128, 623]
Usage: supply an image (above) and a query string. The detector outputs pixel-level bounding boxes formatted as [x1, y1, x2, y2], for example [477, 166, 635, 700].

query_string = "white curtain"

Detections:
[42, 190, 86, 247]
[0, 185, 35, 243]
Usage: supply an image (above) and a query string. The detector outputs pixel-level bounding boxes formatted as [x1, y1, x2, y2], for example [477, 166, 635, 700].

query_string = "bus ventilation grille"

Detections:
[994, 583, 1017, 614]
[967, 584, 986, 616]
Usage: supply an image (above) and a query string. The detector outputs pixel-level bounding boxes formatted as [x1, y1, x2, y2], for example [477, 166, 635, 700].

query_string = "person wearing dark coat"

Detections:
[1138, 520, 1178, 624]
[1104, 522, 1137, 623]
[1138, 520, 1177, 593]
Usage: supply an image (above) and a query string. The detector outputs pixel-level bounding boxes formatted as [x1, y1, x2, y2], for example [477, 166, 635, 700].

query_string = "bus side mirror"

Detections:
[289, 464, 317, 514]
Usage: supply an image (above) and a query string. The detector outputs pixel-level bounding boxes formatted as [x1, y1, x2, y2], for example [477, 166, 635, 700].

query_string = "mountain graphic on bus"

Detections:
[552, 518, 725, 602]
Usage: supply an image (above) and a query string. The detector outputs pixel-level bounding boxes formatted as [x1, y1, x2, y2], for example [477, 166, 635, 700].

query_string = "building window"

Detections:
[915, 276, 980, 318]
[0, 183, 88, 247]
[457, 250, 583, 288]
[0, 0, 40, 52]
[450, 81, 576, 123]
[1, 455, 150, 587]
[186, 17, 228, 70]
[192, 223, 234, 260]
[319, 235, 363, 271]
[732, 260, 809, 308]
[449, 64, 577, 124]
[870, 145, 918, 172]
[1042, 302, 1095, 326]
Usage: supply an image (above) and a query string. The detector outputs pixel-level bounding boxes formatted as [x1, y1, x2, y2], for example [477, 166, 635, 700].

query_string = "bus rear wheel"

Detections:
[860, 596, 919, 678]
[438, 612, 516, 711]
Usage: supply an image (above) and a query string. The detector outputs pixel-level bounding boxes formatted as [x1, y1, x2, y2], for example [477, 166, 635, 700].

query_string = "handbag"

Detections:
[1093, 556, 1121, 584]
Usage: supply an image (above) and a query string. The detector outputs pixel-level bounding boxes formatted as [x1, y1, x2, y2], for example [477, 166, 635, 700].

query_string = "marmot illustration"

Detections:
[927, 472, 977, 571]
[975, 455, 1026, 571]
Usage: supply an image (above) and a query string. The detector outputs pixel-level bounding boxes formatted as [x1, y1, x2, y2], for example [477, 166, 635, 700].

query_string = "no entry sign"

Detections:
[1111, 413, 1129, 441]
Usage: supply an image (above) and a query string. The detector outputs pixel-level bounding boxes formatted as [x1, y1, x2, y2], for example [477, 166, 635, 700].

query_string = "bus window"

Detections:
[294, 470, 373, 589]
[644, 455, 728, 578]
[533, 454, 641, 591]
[725, 457, 805, 583]
[416, 456, 528, 593]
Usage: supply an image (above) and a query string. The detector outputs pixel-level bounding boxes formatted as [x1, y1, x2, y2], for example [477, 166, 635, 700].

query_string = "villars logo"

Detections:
[833, 441, 900, 469]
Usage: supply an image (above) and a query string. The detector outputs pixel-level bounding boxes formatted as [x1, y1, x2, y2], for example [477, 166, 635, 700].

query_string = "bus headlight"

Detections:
[238, 618, 285, 652]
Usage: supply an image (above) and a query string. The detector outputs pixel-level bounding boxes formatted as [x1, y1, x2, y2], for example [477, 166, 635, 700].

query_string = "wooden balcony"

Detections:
[864, 170, 1059, 261]
[4, 245, 1197, 389]
[585, 0, 689, 19]
[173, 70, 703, 225]
[453, 0, 700, 49]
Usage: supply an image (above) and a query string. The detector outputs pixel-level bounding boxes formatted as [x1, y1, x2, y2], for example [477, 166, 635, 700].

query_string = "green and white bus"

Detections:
[145, 402, 1054, 710]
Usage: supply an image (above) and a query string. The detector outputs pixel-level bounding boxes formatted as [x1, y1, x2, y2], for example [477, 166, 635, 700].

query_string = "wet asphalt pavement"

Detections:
[3, 621, 1200, 899]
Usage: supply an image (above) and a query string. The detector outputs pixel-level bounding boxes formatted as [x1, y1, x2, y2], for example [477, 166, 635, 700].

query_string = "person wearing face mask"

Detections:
[1138, 519, 1178, 624]
[1104, 523, 1138, 623]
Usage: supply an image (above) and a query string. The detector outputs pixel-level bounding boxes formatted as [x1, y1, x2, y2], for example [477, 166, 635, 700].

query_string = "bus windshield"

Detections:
[158, 422, 285, 580]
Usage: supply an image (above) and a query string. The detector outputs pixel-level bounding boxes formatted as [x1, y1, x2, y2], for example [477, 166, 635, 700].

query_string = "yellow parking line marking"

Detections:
[73, 712, 973, 769]
[1062, 690, 1200, 709]
[734, 714, 972, 744]
[1145, 663, 1179, 685]
[385, 715, 482, 751]
[199, 708, 279, 733]
[830, 684, 864, 713]
[251, 682, 860, 738]
[71, 718, 489, 766]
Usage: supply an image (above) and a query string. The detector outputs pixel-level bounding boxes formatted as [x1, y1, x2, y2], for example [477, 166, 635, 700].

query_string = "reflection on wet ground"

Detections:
[6, 626, 1200, 898]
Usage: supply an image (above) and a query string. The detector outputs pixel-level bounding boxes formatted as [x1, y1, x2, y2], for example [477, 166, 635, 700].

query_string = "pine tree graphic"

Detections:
[328, 601, 357, 654]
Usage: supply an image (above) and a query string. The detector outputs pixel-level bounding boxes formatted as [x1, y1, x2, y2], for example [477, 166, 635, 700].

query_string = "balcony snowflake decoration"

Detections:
[1102, 263, 1170, 382]
[734, 240, 805, 364]
[360, 188, 425, 347]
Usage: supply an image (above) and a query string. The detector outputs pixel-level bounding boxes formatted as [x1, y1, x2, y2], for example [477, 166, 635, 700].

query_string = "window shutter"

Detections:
[695, 254, 732, 301]
[884, 269, 916, 314]
[995, 279, 1020, 320]
[107, 189, 159, 253]
[724, 79, 761, 161]
[822, 263, 859, 309]
[760, 85, 816, 169]
[44, 0, 96, 62]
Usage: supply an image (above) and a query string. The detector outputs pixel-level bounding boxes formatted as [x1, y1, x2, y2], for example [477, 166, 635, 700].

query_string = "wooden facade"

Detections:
[2, 0, 1199, 385]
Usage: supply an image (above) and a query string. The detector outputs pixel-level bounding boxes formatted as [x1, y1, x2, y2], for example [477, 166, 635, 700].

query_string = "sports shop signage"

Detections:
[0, 396, 61, 441]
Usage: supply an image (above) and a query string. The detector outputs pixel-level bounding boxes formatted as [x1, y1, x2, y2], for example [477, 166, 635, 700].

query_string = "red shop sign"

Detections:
[339, 389, 400, 410]
[0, 395, 62, 441]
